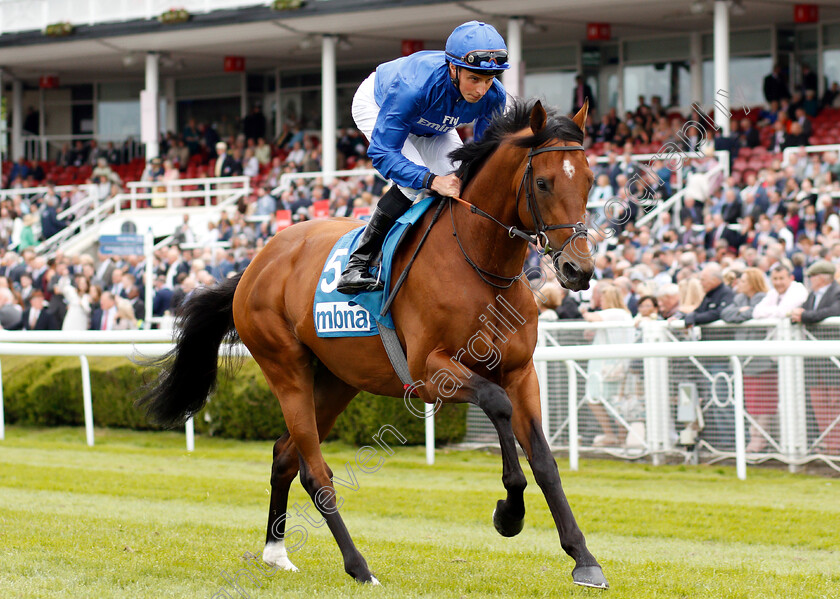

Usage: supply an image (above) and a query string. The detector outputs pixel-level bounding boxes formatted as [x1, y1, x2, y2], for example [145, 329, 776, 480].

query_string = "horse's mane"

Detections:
[451, 98, 584, 190]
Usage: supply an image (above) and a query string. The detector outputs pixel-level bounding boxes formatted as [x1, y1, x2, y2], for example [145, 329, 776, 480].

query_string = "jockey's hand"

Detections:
[431, 173, 462, 198]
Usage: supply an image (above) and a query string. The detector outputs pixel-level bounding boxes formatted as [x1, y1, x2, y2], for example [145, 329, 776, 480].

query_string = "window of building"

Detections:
[623, 62, 690, 112]
[702, 55, 772, 106]
[524, 71, 577, 114]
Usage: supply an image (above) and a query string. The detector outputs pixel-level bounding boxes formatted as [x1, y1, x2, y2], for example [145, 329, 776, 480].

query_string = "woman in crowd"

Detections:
[582, 284, 635, 447]
[720, 267, 773, 452]
[113, 297, 138, 330]
[678, 277, 705, 316]
[62, 275, 92, 331]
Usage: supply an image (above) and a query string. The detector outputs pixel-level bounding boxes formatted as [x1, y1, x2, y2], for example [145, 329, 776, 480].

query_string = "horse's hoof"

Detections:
[492, 503, 524, 538]
[354, 574, 380, 585]
[262, 541, 299, 572]
[572, 565, 609, 589]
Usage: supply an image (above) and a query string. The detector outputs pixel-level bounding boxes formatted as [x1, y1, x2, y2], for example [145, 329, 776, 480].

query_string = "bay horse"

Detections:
[139, 99, 608, 589]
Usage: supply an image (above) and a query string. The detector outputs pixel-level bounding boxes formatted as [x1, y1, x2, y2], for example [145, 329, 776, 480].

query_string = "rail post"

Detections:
[731, 356, 746, 480]
[80, 355, 94, 447]
[643, 321, 671, 464]
[566, 360, 578, 471]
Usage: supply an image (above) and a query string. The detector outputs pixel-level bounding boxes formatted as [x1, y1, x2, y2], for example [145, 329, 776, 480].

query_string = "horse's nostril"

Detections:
[563, 261, 582, 279]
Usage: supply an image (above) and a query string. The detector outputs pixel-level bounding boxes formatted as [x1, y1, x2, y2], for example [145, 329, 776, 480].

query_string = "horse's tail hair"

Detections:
[136, 272, 243, 428]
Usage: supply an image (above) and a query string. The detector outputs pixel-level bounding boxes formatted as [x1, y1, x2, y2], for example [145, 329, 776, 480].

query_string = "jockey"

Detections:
[336, 20, 509, 294]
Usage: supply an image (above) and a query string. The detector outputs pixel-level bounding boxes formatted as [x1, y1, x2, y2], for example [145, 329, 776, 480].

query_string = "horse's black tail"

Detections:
[137, 272, 243, 428]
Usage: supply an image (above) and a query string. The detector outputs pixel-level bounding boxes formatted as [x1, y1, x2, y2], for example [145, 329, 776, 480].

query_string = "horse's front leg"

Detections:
[423, 351, 527, 537]
[505, 366, 609, 589]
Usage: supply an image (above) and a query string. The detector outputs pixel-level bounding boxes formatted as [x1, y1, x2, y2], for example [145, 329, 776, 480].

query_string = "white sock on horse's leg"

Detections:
[263, 540, 299, 572]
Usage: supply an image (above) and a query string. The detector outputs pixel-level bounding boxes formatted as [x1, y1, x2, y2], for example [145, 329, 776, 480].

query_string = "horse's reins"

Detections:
[450, 143, 589, 289]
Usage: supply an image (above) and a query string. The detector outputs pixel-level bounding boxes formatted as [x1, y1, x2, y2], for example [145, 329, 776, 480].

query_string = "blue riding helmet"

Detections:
[445, 21, 510, 74]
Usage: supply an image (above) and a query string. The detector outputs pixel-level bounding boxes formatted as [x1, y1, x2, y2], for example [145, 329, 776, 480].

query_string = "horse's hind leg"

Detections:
[263, 432, 300, 571]
[255, 349, 374, 582]
[263, 369, 358, 572]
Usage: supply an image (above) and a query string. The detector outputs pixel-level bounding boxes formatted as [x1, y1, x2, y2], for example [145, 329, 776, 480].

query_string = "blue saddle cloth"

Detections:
[313, 197, 435, 338]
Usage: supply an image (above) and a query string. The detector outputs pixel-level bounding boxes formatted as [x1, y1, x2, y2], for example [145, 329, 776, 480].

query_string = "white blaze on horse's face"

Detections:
[563, 159, 575, 181]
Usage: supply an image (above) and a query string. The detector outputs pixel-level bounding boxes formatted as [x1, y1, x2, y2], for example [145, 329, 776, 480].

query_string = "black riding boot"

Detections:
[337, 186, 413, 294]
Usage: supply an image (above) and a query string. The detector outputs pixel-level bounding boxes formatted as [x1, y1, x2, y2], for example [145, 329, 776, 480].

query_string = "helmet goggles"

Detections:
[446, 49, 509, 71]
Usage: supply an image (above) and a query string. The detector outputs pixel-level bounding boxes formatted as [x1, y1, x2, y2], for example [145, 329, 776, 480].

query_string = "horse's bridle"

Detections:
[517, 145, 589, 254]
[450, 142, 589, 289]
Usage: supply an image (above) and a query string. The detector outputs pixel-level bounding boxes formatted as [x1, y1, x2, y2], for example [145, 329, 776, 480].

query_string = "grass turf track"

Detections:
[0, 426, 838, 598]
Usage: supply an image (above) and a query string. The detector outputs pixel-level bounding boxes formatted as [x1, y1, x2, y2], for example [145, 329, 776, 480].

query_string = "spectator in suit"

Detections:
[90, 291, 117, 331]
[763, 65, 790, 104]
[704, 213, 740, 250]
[683, 264, 735, 326]
[152, 275, 174, 317]
[0, 287, 22, 330]
[214, 142, 242, 178]
[791, 260, 840, 453]
[791, 261, 840, 325]
[738, 118, 760, 149]
[40, 195, 66, 240]
[21, 291, 59, 330]
[800, 64, 818, 95]
[243, 105, 267, 142]
[571, 75, 595, 114]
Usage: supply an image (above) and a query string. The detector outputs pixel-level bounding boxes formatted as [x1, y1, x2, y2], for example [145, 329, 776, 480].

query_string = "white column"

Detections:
[690, 32, 703, 106]
[143, 52, 160, 159]
[164, 77, 176, 134]
[274, 67, 281, 139]
[0, 70, 4, 166]
[617, 42, 625, 115]
[817, 23, 825, 100]
[11, 78, 22, 160]
[240, 72, 247, 121]
[39, 87, 46, 161]
[713, 0, 730, 135]
[504, 17, 523, 99]
[321, 34, 337, 183]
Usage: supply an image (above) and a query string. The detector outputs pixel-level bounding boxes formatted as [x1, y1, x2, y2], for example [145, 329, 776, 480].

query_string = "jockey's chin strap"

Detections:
[451, 144, 588, 255]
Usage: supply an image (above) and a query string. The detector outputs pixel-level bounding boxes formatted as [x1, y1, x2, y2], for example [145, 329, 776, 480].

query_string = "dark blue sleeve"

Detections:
[367, 78, 430, 190]
[474, 84, 506, 141]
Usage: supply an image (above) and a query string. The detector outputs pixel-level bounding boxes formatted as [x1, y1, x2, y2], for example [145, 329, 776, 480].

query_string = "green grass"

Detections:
[0, 427, 838, 598]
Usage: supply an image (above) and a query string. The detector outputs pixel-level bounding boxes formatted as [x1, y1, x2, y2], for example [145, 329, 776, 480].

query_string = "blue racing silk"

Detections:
[369, 50, 506, 190]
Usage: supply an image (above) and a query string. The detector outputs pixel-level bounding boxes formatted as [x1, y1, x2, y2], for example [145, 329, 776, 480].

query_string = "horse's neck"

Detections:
[458, 146, 529, 274]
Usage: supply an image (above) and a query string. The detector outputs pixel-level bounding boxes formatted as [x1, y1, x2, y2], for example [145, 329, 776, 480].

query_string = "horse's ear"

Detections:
[572, 99, 589, 134]
[529, 101, 547, 134]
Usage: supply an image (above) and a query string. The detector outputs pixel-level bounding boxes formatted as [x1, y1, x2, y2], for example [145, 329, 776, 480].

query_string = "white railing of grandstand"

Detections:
[0, 182, 96, 203]
[33, 176, 250, 256]
[126, 175, 250, 211]
[0, 0, 264, 35]
[271, 168, 385, 196]
[782, 143, 840, 167]
[22, 134, 144, 164]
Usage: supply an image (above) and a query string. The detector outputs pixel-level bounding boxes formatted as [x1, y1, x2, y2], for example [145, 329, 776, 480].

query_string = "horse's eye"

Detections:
[536, 178, 548, 192]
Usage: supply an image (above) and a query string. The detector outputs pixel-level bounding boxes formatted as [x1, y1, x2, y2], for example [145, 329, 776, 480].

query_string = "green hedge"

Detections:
[1, 356, 467, 445]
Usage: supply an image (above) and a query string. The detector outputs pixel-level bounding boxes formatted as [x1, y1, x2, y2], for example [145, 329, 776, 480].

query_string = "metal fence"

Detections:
[465, 318, 840, 475]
